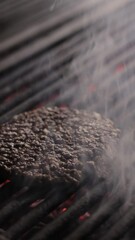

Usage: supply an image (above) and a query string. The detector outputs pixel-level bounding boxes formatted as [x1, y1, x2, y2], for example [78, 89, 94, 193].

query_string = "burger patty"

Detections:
[0, 107, 120, 187]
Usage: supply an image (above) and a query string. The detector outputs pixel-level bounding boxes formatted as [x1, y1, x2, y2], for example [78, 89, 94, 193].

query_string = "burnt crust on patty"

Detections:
[0, 107, 120, 187]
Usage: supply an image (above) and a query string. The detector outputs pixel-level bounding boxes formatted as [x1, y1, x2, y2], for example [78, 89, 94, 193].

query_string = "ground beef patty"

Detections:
[0, 107, 120, 187]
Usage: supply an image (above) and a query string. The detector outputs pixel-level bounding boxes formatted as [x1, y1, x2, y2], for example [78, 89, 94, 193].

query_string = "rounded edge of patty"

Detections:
[0, 107, 120, 188]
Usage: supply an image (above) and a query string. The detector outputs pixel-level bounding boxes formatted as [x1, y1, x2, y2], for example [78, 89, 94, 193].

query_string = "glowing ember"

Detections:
[79, 212, 91, 221]
[115, 63, 125, 73]
[30, 199, 45, 208]
[50, 194, 76, 218]
[61, 207, 67, 213]
[88, 84, 96, 93]
[48, 191, 91, 223]
[0, 179, 11, 188]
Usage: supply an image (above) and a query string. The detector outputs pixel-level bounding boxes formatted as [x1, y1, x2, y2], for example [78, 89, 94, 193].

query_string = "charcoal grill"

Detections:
[0, 0, 135, 239]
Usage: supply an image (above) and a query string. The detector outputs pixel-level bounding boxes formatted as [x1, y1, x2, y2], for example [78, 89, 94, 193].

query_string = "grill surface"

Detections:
[0, 0, 135, 128]
[0, 0, 135, 239]
[0, 178, 131, 240]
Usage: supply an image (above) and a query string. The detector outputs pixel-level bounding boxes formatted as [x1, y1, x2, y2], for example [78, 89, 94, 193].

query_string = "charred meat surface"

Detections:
[0, 107, 120, 187]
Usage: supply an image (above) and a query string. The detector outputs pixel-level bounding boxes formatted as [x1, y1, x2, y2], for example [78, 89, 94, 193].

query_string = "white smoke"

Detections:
[64, 0, 135, 204]
[109, 128, 135, 205]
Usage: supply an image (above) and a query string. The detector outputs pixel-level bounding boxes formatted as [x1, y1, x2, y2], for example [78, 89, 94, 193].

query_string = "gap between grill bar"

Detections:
[35, 44, 135, 109]
[6, 183, 86, 240]
[121, 225, 135, 240]
[0, 0, 56, 16]
[64, 195, 124, 240]
[28, 182, 106, 240]
[0, 27, 87, 87]
[1, 1, 134, 94]
[90, 201, 131, 239]
[0, 11, 135, 118]
[0, 36, 94, 115]
[1, 1, 135, 81]
[0, 189, 48, 225]
[0, 0, 133, 66]
[0, 0, 134, 82]
[0, 18, 97, 87]
[1, 0, 133, 60]
[75, 55, 135, 110]
[0, 0, 75, 42]
[1, 43, 135, 124]
[0, 0, 106, 51]
[0, 33, 89, 102]
[0, 0, 129, 72]
[0, 0, 52, 19]
[0, 3, 134, 102]
[0, 57, 96, 123]
[0, 9, 90, 60]
[100, 205, 135, 240]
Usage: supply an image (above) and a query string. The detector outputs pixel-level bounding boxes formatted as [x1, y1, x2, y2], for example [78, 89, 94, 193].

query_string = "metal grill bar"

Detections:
[0, 0, 106, 50]
[90, 202, 130, 239]
[100, 206, 135, 240]
[0, 1, 135, 239]
[0, 59, 95, 123]
[64, 197, 123, 240]
[29, 182, 106, 240]
[6, 186, 78, 240]
[0, 0, 129, 72]
[2, 4, 135, 86]
[0, 189, 47, 225]
[1, 38, 135, 124]
[0, 0, 56, 16]
[0, 0, 75, 42]
[47, 41, 135, 109]
[0, 23, 98, 102]
[0, 0, 52, 19]
[1, 0, 133, 62]
[0, 29, 86, 88]
[0, 1, 134, 86]
[121, 225, 135, 240]
[0, 182, 14, 205]
[0, 3, 135, 123]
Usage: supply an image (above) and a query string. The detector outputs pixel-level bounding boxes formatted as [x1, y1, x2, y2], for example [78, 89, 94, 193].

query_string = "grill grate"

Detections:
[0, 178, 134, 240]
[0, 179, 105, 240]
[0, 0, 135, 128]
[0, 0, 135, 239]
